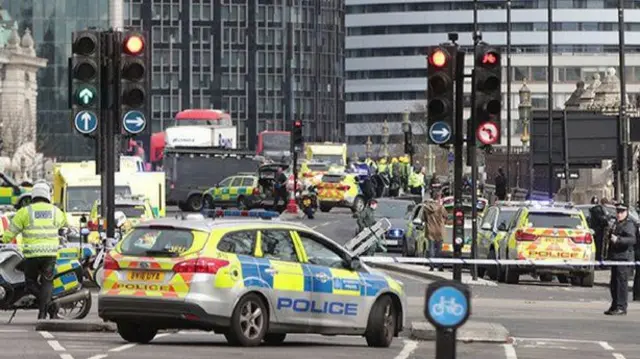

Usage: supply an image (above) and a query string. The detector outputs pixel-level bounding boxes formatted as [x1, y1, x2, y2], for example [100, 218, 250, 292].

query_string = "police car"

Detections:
[98, 210, 406, 347]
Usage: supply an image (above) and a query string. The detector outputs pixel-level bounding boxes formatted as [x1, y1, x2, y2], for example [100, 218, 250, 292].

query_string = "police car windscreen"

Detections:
[120, 228, 195, 257]
[497, 209, 517, 225]
[527, 212, 584, 229]
[322, 175, 344, 183]
[98, 205, 145, 218]
[66, 186, 132, 212]
[314, 155, 344, 167]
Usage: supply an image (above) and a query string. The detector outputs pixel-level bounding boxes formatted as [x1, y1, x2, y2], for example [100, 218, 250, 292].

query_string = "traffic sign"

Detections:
[74, 111, 98, 135]
[122, 110, 146, 134]
[447, 151, 454, 163]
[429, 122, 452, 144]
[75, 86, 97, 106]
[476, 121, 499, 145]
[424, 281, 470, 329]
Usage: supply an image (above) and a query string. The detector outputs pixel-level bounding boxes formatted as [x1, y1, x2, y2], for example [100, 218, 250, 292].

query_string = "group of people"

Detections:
[589, 197, 640, 316]
[348, 155, 428, 198]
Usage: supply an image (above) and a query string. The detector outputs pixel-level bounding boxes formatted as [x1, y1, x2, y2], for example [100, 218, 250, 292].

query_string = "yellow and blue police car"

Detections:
[98, 210, 406, 347]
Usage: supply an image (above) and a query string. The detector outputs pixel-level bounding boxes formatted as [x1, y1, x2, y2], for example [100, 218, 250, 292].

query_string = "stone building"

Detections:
[0, 17, 47, 182]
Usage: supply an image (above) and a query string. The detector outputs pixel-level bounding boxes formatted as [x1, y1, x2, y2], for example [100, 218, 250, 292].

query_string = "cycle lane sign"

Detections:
[424, 280, 470, 329]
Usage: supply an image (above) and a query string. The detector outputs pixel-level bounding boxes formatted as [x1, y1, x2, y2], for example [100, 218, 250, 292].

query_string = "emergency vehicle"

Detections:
[316, 172, 367, 213]
[496, 201, 595, 287]
[98, 210, 406, 347]
[304, 143, 347, 172]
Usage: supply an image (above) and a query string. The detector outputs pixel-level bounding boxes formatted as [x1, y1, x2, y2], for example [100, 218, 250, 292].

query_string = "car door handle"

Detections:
[315, 273, 329, 282]
[264, 268, 278, 275]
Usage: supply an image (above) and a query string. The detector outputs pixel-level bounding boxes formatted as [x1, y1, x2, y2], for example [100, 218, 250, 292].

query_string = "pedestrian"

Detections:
[2, 182, 68, 319]
[605, 203, 637, 315]
[589, 197, 611, 262]
[422, 194, 448, 271]
[273, 167, 288, 208]
[494, 168, 507, 200]
[357, 199, 384, 255]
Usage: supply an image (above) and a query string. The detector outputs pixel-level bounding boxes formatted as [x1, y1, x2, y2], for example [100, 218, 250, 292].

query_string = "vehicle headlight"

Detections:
[387, 228, 404, 237]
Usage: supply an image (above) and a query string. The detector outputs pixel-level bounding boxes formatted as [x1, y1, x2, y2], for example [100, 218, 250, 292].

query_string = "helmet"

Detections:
[379, 158, 387, 164]
[31, 182, 51, 203]
[391, 157, 398, 163]
[114, 211, 128, 227]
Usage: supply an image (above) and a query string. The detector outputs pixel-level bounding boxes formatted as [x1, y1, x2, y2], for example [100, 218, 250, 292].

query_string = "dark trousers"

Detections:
[426, 240, 443, 270]
[594, 230, 605, 262]
[410, 186, 422, 195]
[634, 249, 640, 300]
[610, 266, 629, 311]
[24, 256, 56, 315]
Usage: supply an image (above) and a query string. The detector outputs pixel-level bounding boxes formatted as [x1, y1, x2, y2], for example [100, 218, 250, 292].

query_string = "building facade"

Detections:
[345, 0, 640, 156]
[123, 0, 346, 149]
[2, 0, 111, 160]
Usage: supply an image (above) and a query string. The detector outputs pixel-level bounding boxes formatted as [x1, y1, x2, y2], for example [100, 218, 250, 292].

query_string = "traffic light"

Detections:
[474, 44, 502, 146]
[426, 45, 456, 145]
[292, 120, 303, 150]
[119, 31, 149, 135]
[453, 207, 465, 250]
[71, 30, 101, 136]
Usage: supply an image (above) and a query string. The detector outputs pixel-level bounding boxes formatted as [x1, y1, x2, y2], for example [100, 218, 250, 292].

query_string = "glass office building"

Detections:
[2, 0, 111, 160]
[124, 0, 346, 148]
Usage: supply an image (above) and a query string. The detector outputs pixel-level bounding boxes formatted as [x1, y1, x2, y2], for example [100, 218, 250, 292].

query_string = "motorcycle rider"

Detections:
[2, 182, 68, 319]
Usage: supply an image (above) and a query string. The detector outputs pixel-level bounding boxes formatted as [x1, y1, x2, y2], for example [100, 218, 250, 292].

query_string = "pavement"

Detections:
[1, 207, 637, 358]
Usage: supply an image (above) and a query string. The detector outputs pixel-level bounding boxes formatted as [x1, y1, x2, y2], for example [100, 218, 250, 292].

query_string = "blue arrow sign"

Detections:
[426, 285, 469, 328]
[429, 122, 452, 144]
[122, 110, 146, 134]
[74, 111, 98, 135]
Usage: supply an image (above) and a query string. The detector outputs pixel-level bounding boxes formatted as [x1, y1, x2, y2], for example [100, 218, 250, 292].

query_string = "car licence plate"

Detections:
[542, 237, 564, 244]
[127, 271, 164, 282]
[385, 240, 398, 245]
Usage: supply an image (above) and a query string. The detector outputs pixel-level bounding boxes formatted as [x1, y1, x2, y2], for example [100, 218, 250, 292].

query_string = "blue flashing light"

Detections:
[206, 209, 280, 219]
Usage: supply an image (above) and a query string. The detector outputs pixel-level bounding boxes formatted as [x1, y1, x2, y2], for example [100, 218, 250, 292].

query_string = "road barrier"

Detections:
[360, 256, 640, 267]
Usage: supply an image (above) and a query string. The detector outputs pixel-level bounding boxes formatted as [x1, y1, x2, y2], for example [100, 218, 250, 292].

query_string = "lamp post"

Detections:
[365, 136, 373, 159]
[401, 110, 414, 165]
[382, 119, 390, 158]
[518, 79, 533, 195]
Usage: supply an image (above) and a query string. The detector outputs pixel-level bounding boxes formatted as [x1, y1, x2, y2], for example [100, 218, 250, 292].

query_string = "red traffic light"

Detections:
[294, 120, 302, 128]
[429, 49, 447, 67]
[481, 51, 499, 66]
[124, 35, 144, 55]
[454, 210, 464, 218]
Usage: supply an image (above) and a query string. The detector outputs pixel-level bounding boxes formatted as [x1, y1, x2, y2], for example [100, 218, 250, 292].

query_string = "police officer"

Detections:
[605, 203, 637, 316]
[590, 198, 611, 262]
[408, 168, 424, 195]
[2, 182, 68, 319]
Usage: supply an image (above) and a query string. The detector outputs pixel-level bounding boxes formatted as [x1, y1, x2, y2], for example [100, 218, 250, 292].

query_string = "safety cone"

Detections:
[286, 190, 299, 214]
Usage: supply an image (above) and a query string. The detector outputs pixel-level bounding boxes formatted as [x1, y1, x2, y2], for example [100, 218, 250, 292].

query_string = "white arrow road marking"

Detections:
[393, 339, 418, 359]
[38, 331, 54, 339]
[125, 116, 144, 127]
[48, 340, 65, 351]
[432, 127, 450, 137]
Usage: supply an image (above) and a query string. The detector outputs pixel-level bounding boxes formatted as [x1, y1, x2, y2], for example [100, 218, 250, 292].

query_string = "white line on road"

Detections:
[613, 354, 626, 359]
[0, 329, 28, 333]
[59, 354, 74, 359]
[503, 344, 518, 359]
[514, 337, 610, 344]
[39, 331, 54, 339]
[87, 355, 108, 359]
[109, 343, 136, 352]
[600, 341, 615, 350]
[393, 339, 418, 359]
[47, 340, 65, 351]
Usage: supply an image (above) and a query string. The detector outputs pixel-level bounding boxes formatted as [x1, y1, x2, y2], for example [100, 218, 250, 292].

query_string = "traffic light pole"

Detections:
[102, 30, 117, 240]
[469, 1, 480, 282]
[453, 47, 465, 283]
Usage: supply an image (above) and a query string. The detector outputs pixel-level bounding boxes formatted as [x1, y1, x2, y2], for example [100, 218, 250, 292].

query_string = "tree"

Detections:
[0, 112, 57, 183]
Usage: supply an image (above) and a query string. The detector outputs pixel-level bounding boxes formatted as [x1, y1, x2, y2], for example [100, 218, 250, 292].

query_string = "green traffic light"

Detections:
[75, 86, 97, 106]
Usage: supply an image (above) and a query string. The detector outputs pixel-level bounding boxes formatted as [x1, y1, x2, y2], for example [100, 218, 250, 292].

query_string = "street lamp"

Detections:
[382, 119, 390, 158]
[365, 136, 373, 158]
[402, 110, 414, 164]
[518, 78, 533, 194]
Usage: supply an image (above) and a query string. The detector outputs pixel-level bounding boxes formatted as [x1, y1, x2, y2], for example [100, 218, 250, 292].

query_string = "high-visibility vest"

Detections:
[5, 202, 66, 258]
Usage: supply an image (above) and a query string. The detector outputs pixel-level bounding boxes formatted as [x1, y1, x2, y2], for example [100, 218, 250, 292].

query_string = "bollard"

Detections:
[424, 280, 471, 359]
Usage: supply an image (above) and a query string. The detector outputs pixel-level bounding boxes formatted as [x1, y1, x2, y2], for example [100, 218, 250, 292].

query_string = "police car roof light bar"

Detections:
[213, 209, 280, 219]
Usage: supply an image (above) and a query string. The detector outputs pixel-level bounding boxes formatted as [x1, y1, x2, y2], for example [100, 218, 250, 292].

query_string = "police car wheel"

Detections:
[263, 333, 286, 345]
[365, 295, 397, 348]
[227, 293, 268, 347]
[116, 322, 158, 344]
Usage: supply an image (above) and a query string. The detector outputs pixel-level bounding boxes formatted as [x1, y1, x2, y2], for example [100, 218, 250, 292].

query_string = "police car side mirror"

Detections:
[497, 222, 507, 232]
[348, 257, 362, 271]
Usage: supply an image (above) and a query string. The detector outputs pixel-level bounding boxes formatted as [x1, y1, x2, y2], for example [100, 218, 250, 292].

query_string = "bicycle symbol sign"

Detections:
[426, 285, 469, 328]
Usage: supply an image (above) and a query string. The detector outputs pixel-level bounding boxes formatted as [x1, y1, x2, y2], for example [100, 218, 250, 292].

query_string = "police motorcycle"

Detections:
[297, 184, 317, 219]
[87, 211, 128, 289]
[0, 229, 92, 322]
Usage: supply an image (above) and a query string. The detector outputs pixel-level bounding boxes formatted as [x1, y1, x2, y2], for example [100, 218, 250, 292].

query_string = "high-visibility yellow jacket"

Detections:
[409, 172, 424, 188]
[2, 202, 68, 258]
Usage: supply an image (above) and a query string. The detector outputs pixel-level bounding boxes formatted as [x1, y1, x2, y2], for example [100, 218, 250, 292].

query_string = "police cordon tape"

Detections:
[359, 256, 640, 267]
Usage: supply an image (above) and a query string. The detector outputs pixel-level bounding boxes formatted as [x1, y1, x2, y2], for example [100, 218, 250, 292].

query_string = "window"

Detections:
[241, 177, 255, 187]
[218, 177, 233, 187]
[230, 177, 243, 187]
[297, 231, 345, 268]
[260, 230, 298, 262]
[412, 206, 423, 221]
[497, 209, 518, 229]
[526, 212, 585, 229]
[481, 208, 497, 228]
[120, 228, 195, 257]
[217, 230, 256, 255]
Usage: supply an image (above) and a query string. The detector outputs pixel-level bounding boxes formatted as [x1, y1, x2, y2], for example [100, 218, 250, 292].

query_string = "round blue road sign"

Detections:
[429, 122, 452, 144]
[122, 110, 146, 134]
[74, 111, 98, 135]
[427, 285, 469, 328]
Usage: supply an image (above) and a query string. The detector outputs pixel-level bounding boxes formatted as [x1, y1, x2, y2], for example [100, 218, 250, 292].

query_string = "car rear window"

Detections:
[120, 228, 195, 257]
[526, 212, 584, 229]
[322, 175, 344, 183]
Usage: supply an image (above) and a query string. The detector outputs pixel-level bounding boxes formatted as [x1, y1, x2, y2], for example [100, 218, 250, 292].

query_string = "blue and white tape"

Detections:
[360, 256, 640, 267]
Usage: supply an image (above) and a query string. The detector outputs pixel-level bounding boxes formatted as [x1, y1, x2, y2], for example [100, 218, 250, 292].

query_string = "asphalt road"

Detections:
[0, 208, 636, 359]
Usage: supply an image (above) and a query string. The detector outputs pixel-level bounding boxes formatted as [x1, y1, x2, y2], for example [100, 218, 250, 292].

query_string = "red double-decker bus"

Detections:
[256, 131, 291, 160]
